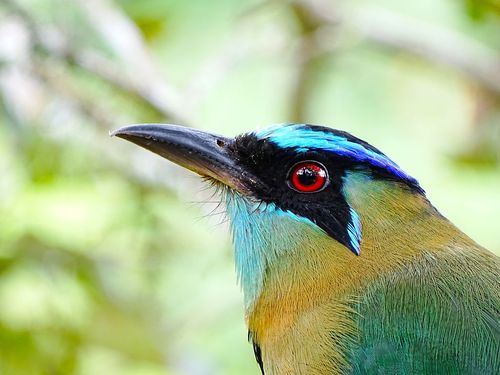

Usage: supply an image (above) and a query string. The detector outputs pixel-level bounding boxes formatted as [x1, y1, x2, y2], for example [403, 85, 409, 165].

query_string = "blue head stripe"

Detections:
[254, 124, 418, 187]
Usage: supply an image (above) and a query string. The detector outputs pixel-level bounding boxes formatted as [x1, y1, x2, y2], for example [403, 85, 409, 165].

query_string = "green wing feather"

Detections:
[348, 248, 500, 375]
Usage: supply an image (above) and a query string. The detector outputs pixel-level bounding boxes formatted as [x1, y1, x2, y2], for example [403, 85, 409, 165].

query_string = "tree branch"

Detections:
[1, 0, 191, 124]
[312, 3, 500, 95]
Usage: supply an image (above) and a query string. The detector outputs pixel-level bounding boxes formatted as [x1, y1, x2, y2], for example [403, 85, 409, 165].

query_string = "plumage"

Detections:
[113, 123, 500, 374]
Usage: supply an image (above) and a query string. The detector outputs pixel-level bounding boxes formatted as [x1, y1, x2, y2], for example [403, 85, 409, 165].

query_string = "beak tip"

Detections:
[110, 127, 124, 138]
[110, 125, 137, 139]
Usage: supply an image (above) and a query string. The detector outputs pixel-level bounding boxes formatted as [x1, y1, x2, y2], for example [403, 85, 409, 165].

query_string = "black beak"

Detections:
[111, 124, 258, 193]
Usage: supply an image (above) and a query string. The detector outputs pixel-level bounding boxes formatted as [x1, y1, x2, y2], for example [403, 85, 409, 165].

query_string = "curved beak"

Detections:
[111, 124, 258, 193]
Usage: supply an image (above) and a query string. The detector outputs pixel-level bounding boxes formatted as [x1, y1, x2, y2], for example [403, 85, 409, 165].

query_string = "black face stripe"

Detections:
[231, 133, 357, 252]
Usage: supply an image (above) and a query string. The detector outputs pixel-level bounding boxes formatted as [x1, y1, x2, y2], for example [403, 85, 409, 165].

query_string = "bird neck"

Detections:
[341, 172, 472, 264]
[225, 175, 468, 313]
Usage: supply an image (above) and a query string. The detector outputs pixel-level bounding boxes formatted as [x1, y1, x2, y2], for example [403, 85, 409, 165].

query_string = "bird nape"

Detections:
[112, 123, 500, 375]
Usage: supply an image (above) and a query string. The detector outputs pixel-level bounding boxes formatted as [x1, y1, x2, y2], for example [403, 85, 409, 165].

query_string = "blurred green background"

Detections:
[0, 0, 499, 374]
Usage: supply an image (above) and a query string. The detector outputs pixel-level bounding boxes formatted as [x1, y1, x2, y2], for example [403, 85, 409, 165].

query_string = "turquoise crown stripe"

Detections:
[254, 124, 418, 186]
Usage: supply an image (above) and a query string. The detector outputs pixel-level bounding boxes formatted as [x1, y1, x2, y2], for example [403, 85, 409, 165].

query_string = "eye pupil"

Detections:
[289, 161, 328, 193]
[297, 168, 318, 186]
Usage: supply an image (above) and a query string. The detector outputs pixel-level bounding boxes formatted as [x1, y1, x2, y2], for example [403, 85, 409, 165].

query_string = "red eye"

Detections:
[288, 161, 328, 193]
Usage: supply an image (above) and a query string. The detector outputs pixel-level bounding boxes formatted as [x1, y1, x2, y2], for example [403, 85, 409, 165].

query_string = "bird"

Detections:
[112, 123, 500, 375]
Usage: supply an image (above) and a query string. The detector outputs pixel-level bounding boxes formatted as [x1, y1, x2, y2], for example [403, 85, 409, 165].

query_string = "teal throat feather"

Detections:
[224, 189, 323, 310]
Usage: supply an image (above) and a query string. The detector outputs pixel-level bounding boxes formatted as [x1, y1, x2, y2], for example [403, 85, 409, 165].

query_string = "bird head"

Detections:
[113, 123, 430, 307]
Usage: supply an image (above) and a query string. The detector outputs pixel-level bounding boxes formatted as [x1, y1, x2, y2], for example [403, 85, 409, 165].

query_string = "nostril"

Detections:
[216, 139, 225, 147]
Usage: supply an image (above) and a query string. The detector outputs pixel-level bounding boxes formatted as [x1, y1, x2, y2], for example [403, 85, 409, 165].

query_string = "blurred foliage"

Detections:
[0, 0, 499, 374]
[465, 0, 500, 19]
